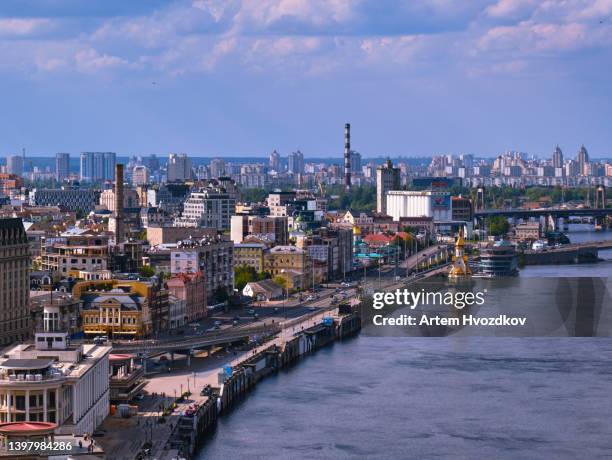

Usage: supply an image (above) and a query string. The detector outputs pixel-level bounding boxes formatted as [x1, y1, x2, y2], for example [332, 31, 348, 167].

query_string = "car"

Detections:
[233, 315, 240, 321]
[306, 295, 315, 301]
[134, 393, 145, 401]
[232, 320, 239, 326]
[247, 309, 255, 315]
[273, 307, 279, 312]
[307, 306, 316, 311]
[214, 320, 222, 326]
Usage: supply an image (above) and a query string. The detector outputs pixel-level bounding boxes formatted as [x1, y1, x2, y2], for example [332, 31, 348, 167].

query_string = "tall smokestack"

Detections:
[344, 123, 351, 190]
[114, 164, 125, 245]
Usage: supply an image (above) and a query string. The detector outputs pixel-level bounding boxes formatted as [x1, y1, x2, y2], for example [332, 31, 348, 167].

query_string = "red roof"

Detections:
[363, 234, 394, 245]
[0, 422, 57, 434]
[110, 354, 133, 361]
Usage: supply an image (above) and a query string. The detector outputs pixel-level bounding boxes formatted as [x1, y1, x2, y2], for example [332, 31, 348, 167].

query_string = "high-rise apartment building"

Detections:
[288, 150, 304, 174]
[167, 153, 192, 182]
[55, 153, 70, 182]
[176, 188, 236, 230]
[80, 152, 116, 182]
[209, 158, 226, 178]
[0, 218, 31, 345]
[269, 150, 281, 171]
[5, 155, 23, 176]
[351, 151, 362, 174]
[577, 145, 589, 176]
[552, 145, 563, 169]
[376, 159, 401, 215]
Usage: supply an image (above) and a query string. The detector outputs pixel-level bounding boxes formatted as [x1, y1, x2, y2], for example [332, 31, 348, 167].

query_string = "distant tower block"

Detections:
[114, 164, 125, 245]
[344, 123, 351, 190]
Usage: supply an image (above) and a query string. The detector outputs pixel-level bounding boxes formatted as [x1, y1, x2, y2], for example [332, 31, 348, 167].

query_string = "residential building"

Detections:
[209, 158, 225, 178]
[5, 155, 23, 176]
[263, 245, 312, 290]
[55, 153, 70, 182]
[288, 151, 304, 174]
[269, 150, 281, 171]
[80, 152, 116, 182]
[167, 153, 192, 182]
[234, 243, 266, 272]
[166, 272, 207, 322]
[231, 215, 289, 245]
[170, 236, 234, 302]
[0, 218, 31, 346]
[132, 165, 149, 186]
[0, 174, 23, 197]
[146, 226, 216, 246]
[99, 187, 139, 212]
[176, 188, 236, 230]
[41, 229, 110, 277]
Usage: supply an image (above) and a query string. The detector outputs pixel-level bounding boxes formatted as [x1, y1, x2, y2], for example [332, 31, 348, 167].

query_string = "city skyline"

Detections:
[0, 1, 611, 157]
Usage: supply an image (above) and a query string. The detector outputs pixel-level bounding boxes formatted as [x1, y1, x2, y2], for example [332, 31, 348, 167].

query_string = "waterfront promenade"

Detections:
[96, 305, 348, 460]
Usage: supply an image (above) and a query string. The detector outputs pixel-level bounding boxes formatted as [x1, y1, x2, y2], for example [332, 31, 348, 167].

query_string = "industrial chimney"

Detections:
[344, 123, 351, 190]
[114, 164, 125, 245]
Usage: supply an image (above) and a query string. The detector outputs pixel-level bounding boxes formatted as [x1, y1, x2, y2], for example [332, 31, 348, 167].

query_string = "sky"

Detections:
[0, 0, 611, 159]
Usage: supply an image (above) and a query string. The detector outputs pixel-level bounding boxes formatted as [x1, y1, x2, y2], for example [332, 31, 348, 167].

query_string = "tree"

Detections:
[487, 216, 510, 236]
[214, 287, 229, 304]
[139, 265, 155, 277]
[273, 276, 287, 289]
[234, 265, 267, 290]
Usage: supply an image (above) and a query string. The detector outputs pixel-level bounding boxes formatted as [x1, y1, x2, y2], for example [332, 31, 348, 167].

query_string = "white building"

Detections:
[0, 305, 110, 435]
[386, 190, 452, 222]
[132, 165, 149, 186]
[176, 189, 236, 230]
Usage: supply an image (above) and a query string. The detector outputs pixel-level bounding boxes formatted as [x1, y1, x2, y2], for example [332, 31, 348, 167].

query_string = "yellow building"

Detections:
[73, 279, 168, 338]
[263, 245, 312, 290]
[234, 243, 266, 272]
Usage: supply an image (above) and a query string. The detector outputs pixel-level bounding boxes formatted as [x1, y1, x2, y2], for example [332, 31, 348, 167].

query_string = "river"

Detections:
[199, 226, 612, 459]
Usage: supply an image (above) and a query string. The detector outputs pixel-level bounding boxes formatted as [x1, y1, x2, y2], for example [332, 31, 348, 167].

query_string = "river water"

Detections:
[200, 226, 612, 459]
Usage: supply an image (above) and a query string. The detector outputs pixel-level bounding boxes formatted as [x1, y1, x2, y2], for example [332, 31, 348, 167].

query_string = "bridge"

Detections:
[474, 208, 610, 219]
[111, 323, 280, 355]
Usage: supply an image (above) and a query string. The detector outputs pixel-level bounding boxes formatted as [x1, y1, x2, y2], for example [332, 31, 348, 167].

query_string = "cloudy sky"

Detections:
[0, 0, 611, 158]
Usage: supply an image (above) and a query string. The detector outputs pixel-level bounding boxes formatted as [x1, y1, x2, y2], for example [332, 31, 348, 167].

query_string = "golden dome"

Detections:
[353, 225, 361, 235]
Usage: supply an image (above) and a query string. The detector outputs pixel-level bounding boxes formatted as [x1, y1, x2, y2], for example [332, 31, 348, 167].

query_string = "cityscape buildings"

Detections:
[80, 152, 116, 182]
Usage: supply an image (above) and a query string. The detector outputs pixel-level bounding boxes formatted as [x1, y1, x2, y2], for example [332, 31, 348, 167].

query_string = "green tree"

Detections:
[487, 216, 510, 236]
[235, 265, 266, 290]
[140, 265, 155, 277]
[273, 276, 287, 289]
[214, 287, 229, 303]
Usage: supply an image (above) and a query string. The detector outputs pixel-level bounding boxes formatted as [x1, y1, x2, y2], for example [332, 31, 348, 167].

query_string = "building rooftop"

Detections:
[0, 359, 53, 371]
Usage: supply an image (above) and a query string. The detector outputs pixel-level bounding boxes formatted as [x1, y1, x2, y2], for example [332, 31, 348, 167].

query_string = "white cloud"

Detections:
[74, 48, 128, 72]
[0, 18, 52, 37]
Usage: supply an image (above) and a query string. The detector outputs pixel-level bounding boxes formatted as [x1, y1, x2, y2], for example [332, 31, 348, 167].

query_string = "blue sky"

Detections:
[0, 0, 611, 158]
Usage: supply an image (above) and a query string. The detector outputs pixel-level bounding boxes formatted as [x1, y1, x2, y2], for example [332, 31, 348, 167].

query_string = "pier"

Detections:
[96, 304, 361, 460]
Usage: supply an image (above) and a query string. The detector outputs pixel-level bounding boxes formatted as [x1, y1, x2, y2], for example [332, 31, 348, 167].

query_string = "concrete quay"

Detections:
[97, 304, 361, 460]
